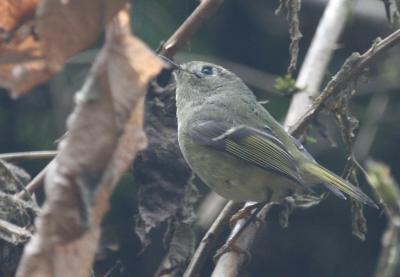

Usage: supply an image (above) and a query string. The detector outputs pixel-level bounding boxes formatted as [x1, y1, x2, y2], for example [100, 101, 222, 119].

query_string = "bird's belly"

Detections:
[181, 138, 299, 203]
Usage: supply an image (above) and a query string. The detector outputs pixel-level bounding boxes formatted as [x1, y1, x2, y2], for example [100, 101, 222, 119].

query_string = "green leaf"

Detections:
[273, 74, 300, 95]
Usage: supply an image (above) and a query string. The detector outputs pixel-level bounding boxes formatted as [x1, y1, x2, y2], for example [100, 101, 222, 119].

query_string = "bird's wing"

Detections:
[187, 121, 305, 186]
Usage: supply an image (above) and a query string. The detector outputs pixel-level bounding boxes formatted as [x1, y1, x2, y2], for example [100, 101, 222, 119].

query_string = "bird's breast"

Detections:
[178, 133, 301, 202]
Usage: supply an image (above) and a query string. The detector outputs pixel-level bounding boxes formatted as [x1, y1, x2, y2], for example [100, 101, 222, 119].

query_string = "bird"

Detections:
[172, 60, 377, 209]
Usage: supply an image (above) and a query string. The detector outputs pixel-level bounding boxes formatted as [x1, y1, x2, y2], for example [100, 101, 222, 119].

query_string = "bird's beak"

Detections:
[158, 55, 182, 71]
[158, 55, 196, 78]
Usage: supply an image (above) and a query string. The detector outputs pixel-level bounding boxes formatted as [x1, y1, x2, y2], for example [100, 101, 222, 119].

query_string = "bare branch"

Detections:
[284, 0, 352, 129]
[196, 192, 228, 231]
[15, 162, 52, 199]
[275, 0, 303, 73]
[367, 161, 400, 277]
[183, 201, 241, 277]
[380, 0, 400, 26]
[0, 188, 39, 245]
[0, 218, 32, 245]
[354, 94, 389, 161]
[0, 151, 57, 162]
[157, 0, 224, 58]
[211, 203, 274, 277]
[290, 28, 400, 137]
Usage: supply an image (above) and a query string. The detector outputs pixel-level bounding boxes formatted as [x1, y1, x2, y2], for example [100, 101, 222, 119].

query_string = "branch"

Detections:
[212, 0, 353, 275]
[15, 162, 52, 199]
[0, 218, 32, 245]
[290, 27, 400, 137]
[367, 161, 400, 277]
[196, 192, 228, 230]
[284, 0, 352, 129]
[354, 94, 389, 161]
[183, 201, 241, 277]
[275, 0, 303, 73]
[0, 151, 56, 199]
[380, 0, 400, 26]
[157, 0, 224, 58]
[0, 151, 57, 162]
[211, 203, 274, 277]
[0, 190, 38, 244]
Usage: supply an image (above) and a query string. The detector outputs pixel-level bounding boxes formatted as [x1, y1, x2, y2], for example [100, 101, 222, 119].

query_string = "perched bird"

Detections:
[173, 61, 377, 209]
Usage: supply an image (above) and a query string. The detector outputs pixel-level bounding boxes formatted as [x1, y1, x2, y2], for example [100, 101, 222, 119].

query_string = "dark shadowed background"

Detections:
[1, 0, 399, 276]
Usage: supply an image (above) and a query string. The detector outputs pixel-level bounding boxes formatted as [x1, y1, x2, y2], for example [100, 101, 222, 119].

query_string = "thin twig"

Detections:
[0, 151, 57, 162]
[367, 161, 400, 277]
[0, 151, 57, 199]
[284, 0, 352, 129]
[290, 28, 400, 137]
[103, 260, 122, 277]
[211, 203, 274, 277]
[196, 192, 228, 231]
[354, 94, 389, 161]
[0, 218, 32, 245]
[183, 201, 241, 277]
[15, 161, 53, 199]
[381, 0, 392, 22]
[275, 0, 303, 73]
[211, 0, 353, 275]
[157, 0, 224, 58]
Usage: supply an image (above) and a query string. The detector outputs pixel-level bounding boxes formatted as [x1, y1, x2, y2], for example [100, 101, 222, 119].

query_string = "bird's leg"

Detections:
[214, 201, 267, 263]
[229, 202, 264, 228]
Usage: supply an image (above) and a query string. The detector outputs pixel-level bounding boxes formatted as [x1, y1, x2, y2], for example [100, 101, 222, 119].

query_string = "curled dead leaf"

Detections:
[16, 8, 166, 277]
[0, 0, 129, 97]
[0, 0, 38, 34]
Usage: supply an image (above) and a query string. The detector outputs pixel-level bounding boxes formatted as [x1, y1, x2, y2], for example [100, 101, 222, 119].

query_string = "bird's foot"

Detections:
[213, 241, 252, 264]
[229, 203, 264, 228]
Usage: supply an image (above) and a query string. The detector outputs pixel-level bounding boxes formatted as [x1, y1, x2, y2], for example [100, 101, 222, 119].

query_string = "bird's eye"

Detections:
[200, 66, 214, 75]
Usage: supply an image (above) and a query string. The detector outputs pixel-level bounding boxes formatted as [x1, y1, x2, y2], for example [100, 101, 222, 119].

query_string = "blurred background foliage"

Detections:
[1, 0, 400, 276]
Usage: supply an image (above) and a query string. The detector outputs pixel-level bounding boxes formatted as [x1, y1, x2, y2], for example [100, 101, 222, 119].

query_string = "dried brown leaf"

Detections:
[0, 24, 48, 96]
[0, 0, 38, 33]
[16, 8, 165, 277]
[0, 0, 129, 97]
[36, 0, 127, 70]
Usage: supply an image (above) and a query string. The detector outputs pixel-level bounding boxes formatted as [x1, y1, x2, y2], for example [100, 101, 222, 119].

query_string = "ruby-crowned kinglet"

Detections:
[172, 61, 377, 208]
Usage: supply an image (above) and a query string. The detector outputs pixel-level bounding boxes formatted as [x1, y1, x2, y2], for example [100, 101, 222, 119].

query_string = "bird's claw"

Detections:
[229, 204, 264, 228]
[213, 242, 252, 265]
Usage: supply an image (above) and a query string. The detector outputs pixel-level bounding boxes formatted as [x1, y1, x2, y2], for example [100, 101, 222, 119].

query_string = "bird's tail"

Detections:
[302, 162, 378, 209]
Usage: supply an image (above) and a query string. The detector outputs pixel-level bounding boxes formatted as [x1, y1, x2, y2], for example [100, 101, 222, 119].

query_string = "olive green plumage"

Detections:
[174, 61, 377, 208]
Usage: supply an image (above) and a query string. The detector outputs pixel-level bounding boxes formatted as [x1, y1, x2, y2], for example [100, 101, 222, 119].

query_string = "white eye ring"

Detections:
[200, 66, 214, 75]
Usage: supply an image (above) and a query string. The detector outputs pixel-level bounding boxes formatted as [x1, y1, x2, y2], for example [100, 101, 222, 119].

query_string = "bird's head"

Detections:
[171, 61, 249, 105]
